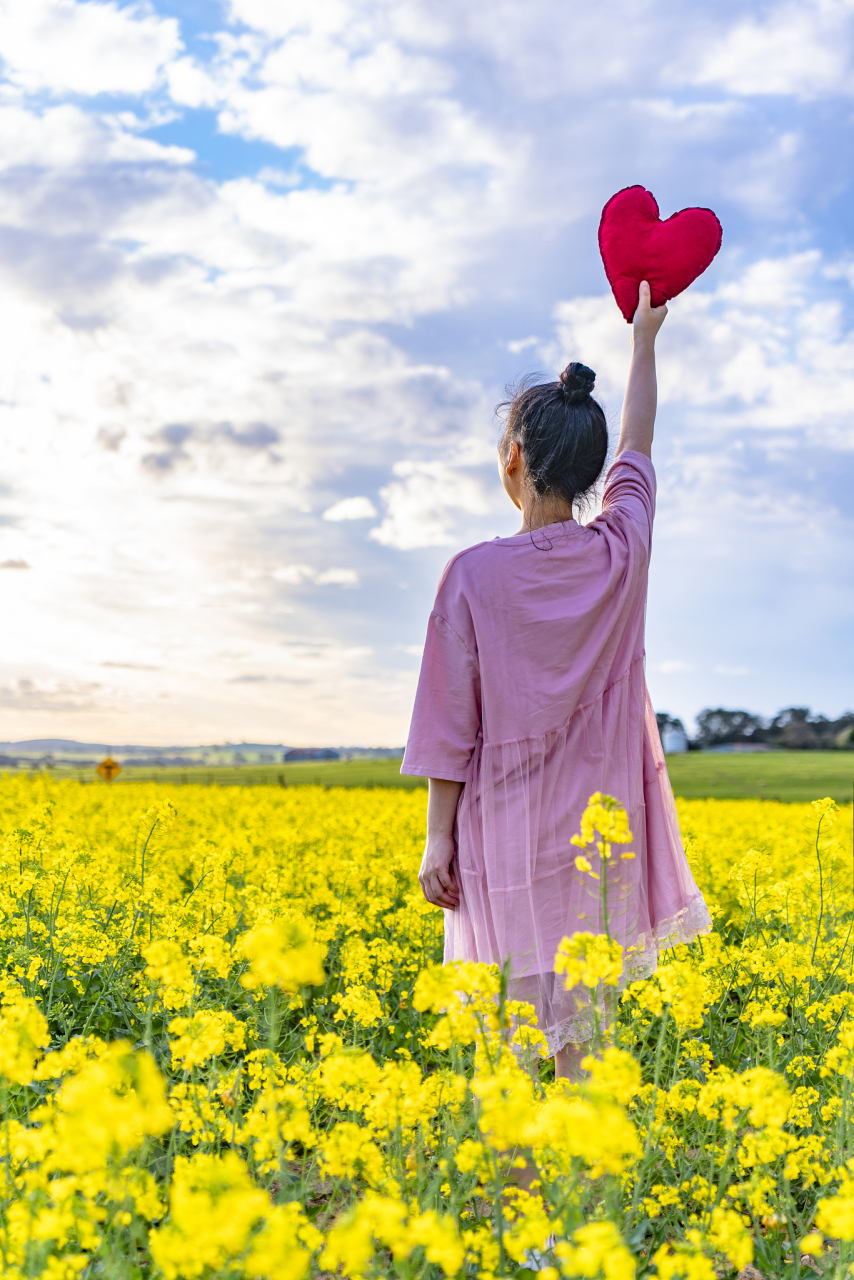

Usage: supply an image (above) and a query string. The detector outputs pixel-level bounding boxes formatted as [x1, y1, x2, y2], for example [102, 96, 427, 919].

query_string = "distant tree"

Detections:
[692, 706, 854, 750]
[825, 712, 854, 749]
[694, 708, 765, 747]
[767, 708, 854, 750]
[656, 712, 686, 736]
[767, 707, 819, 749]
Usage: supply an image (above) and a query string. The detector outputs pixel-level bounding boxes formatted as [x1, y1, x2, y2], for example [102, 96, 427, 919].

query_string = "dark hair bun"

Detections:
[559, 361, 596, 404]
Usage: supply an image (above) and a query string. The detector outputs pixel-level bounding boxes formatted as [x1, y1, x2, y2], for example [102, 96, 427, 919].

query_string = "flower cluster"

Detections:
[0, 777, 850, 1279]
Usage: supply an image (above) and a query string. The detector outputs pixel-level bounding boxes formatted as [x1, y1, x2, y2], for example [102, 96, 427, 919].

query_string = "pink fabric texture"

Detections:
[402, 451, 711, 1054]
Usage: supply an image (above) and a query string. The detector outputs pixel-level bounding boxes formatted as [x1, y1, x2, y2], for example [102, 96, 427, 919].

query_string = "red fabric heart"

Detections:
[598, 185, 722, 322]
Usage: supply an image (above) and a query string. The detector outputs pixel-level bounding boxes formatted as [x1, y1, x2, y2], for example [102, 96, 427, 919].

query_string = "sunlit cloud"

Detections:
[674, 1, 854, 98]
[322, 496, 378, 521]
[0, 0, 180, 96]
[0, 0, 851, 743]
[369, 461, 494, 551]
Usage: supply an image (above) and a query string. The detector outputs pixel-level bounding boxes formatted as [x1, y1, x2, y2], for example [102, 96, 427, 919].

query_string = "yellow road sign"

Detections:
[96, 757, 122, 782]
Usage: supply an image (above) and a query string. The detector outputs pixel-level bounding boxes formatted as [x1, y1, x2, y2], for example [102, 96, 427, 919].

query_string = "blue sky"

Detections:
[0, 0, 852, 745]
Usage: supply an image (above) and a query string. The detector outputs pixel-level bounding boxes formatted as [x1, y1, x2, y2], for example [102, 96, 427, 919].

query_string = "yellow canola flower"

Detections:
[316, 1047, 384, 1111]
[407, 1210, 467, 1276]
[188, 934, 234, 980]
[707, 1205, 753, 1271]
[555, 933, 624, 989]
[533, 1088, 641, 1177]
[322, 1194, 464, 1278]
[50, 1043, 173, 1172]
[509, 1002, 550, 1060]
[472, 1063, 543, 1151]
[238, 918, 326, 992]
[821, 1019, 854, 1077]
[140, 800, 178, 833]
[554, 1220, 635, 1280]
[240, 1080, 316, 1170]
[495, 1188, 554, 1266]
[142, 939, 195, 1009]
[651, 1236, 716, 1280]
[412, 959, 501, 1009]
[626, 960, 711, 1030]
[582, 1046, 642, 1106]
[363, 1059, 459, 1134]
[816, 1165, 854, 1241]
[34, 1036, 109, 1081]
[744, 1003, 788, 1029]
[811, 796, 838, 823]
[574, 855, 598, 879]
[0, 990, 49, 1085]
[570, 792, 634, 853]
[333, 984, 385, 1027]
[322, 1194, 409, 1276]
[413, 960, 502, 1048]
[453, 1138, 490, 1176]
[168, 1009, 247, 1069]
[0, 777, 851, 1280]
[243, 1202, 323, 1280]
[695, 1065, 791, 1132]
[149, 1151, 319, 1279]
[319, 1121, 385, 1186]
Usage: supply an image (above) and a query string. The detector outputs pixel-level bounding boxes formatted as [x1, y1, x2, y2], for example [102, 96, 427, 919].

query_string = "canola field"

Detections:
[0, 777, 853, 1280]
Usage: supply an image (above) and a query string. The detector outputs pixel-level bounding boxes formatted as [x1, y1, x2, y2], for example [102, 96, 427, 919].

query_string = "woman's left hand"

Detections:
[419, 835, 460, 909]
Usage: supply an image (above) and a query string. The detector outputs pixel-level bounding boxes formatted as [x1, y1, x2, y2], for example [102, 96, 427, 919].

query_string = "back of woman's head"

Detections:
[498, 362, 608, 513]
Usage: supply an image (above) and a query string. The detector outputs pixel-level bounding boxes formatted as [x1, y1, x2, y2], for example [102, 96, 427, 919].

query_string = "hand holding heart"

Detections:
[632, 279, 668, 343]
[599, 185, 722, 322]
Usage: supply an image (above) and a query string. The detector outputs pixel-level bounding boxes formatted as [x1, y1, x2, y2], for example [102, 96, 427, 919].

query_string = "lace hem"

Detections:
[539, 895, 713, 1057]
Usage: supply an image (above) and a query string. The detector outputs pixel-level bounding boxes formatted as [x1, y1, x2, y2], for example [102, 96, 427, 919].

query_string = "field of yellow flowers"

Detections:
[0, 776, 853, 1280]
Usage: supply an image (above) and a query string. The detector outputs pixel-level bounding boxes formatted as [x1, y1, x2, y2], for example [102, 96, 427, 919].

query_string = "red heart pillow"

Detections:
[598, 186, 722, 322]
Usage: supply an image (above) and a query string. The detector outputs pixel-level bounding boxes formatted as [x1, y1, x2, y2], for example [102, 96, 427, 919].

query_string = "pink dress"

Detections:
[401, 451, 711, 1054]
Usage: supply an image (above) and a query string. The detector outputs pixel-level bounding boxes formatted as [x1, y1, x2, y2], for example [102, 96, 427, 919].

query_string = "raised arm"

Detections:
[616, 280, 668, 458]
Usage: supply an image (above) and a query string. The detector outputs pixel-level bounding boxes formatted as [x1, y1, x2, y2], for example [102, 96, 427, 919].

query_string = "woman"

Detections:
[401, 282, 711, 1078]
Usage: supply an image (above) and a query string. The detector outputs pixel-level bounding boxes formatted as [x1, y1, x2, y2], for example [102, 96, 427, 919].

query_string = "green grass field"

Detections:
[665, 750, 854, 803]
[17, 756, 425, 790]
[8, 749, 854, 802]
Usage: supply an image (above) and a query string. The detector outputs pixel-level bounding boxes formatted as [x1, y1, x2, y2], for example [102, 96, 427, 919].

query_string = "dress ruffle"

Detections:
[532, 896, 713, 1056]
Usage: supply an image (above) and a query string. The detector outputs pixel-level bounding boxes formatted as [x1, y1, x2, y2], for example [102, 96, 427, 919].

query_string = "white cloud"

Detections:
[314, 567, 359, 586]
[676, 2, 854, 98]
[550, 252, 854, 446]
[0, 677, 102, 712]
[369, 460, 492, 550]
[271, 565, 315, 585]
[0, 0, 851, 744]
[322, 495, 378, 521]
[165, 55, 220, 108]
[271, 565, 359, 587]
[0, 0, 181, 96]
[0, 102, 192, 170]
[653, 660, 695, 675]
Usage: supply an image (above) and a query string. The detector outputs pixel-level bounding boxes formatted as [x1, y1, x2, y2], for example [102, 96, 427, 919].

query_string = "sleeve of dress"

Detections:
[599, 449, 657, 557]
[400, 610, 482, 782]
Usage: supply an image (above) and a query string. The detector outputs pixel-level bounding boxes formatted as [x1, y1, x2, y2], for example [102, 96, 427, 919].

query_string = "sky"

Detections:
[0, 0, 852, 747]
